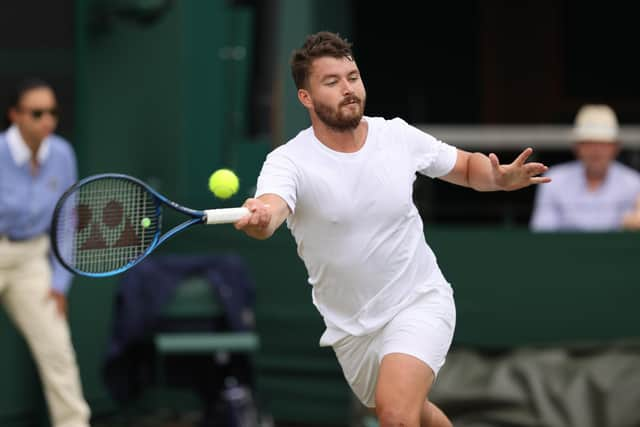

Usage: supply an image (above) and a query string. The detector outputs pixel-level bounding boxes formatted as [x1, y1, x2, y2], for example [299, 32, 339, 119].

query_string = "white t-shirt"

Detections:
[255, 116, 458, 343]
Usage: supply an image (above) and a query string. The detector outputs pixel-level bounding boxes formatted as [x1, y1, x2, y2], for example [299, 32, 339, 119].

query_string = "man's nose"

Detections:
[340, 79, 355, 94]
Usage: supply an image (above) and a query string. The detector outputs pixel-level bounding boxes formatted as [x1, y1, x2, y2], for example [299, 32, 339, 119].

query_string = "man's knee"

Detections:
[420, 401, 452, 427]
[375, 403, 420, 427]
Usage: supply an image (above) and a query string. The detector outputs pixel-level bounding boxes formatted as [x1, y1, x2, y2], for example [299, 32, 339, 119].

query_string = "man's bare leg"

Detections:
[419, 400, 452, 427]
[374, 353, 452, 427]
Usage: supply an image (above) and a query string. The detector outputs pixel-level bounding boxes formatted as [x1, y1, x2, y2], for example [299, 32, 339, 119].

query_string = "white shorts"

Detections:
[331, 286, 456, 408]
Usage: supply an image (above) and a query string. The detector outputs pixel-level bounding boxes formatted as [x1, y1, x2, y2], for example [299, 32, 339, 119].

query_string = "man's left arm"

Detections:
[439, 147, 551, 191]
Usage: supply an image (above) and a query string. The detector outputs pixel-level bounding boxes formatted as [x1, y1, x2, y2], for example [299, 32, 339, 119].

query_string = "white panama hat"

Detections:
[573, 104, 619, 143]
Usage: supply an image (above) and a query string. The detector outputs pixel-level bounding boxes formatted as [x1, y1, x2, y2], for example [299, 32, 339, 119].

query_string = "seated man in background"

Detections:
[530, 104, 640, 231]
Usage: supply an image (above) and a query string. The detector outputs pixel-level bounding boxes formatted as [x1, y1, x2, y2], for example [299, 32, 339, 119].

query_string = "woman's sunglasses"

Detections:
[22, 107, 59, 120]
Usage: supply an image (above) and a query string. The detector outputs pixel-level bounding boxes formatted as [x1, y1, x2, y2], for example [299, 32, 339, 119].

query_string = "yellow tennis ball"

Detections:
[208, 168, 239, 199]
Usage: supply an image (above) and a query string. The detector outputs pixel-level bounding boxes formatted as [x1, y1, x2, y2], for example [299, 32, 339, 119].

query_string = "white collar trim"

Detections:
[6, 124, 51, 166]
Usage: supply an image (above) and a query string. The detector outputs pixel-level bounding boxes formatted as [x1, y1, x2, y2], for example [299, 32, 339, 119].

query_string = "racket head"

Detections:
[51, 174, 163, 277]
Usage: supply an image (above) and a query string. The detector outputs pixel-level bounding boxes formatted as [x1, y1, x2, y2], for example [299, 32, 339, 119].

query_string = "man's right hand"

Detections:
[235, 198, 272, 233]
[234, 194, 290, 240]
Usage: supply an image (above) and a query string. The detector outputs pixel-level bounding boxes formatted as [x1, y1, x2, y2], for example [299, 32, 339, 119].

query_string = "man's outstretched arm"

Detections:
[234, 193, 291, 240]
[439, 147, 551, 191]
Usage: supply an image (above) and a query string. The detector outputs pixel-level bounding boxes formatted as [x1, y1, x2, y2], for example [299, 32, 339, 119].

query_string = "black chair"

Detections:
[153, 275, 260, 425]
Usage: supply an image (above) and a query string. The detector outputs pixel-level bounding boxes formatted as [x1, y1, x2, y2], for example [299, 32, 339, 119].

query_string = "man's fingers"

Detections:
[530, 176, 552, 184]
[250, 213, 262, 226]
[514, 147, 533, 166]
[236, 208, 270, 229]
[489, 153, 500, 168]
[524, 162, 549, 176]
[234, 216, 250, 229]
[236, 198, 272, 231]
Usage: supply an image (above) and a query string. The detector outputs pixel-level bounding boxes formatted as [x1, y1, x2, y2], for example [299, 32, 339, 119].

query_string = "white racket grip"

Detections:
[204, 207, 250, 224]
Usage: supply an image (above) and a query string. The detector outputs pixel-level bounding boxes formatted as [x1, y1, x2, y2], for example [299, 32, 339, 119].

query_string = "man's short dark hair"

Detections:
[290, 31, 354, 90]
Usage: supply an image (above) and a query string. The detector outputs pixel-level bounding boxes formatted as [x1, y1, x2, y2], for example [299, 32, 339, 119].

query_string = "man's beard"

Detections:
[314, 96, 366, 131]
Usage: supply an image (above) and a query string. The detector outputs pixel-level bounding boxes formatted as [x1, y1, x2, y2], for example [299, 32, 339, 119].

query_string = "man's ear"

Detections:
[614, 142, 622, 157]
[297, 89, 312, 109]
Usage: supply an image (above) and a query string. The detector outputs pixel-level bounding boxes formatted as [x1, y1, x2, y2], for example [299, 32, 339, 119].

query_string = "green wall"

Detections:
[72, 0, 351, 209]
[3, 228, 640, 426]
[74, 0, 257, 209]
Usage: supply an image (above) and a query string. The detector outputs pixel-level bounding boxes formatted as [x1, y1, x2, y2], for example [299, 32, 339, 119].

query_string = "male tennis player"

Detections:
[234, 31, 550, 427]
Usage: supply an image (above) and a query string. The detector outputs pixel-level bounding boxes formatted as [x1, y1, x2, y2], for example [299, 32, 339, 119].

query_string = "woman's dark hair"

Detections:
[290, 31, 354, 90]
[4, 77, 54, 127]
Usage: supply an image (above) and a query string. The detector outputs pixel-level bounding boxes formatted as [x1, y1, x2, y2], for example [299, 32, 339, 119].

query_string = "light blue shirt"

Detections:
[530, 160, 640, 231]
[0, 125, 77, 293]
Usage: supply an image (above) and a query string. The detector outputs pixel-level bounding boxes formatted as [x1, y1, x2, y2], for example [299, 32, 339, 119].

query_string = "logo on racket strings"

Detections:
[75, 199, 154, 250]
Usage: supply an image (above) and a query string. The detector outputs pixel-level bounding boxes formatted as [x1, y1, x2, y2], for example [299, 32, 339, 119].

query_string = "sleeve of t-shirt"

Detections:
[392, 118, 458, 178]
[255, 148, 298, 214]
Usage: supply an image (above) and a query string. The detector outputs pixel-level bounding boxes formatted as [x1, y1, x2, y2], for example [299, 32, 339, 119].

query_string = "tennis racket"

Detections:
[51, 173, 249, 277]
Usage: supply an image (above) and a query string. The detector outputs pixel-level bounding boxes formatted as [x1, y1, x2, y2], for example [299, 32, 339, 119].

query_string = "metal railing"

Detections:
[417, 125, 640, 149]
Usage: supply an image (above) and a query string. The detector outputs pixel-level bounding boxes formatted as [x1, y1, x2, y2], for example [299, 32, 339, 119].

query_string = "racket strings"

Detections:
[55, 177, 160, 273]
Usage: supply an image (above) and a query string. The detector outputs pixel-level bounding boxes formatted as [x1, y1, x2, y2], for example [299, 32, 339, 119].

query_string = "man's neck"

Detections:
[585, 170, 607, 191]
[312, 120, 368, 153]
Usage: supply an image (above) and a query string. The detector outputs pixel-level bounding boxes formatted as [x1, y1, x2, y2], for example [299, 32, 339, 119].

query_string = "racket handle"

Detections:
[204, 207, 250, 224]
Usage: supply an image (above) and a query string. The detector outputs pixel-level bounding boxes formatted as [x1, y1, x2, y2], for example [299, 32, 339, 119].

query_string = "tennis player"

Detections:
[234, 31, 550, 427]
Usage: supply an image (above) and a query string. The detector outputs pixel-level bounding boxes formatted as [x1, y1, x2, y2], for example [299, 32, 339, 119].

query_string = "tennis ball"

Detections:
[208, 168, 239, 199]
[141, 217, 151, 228]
